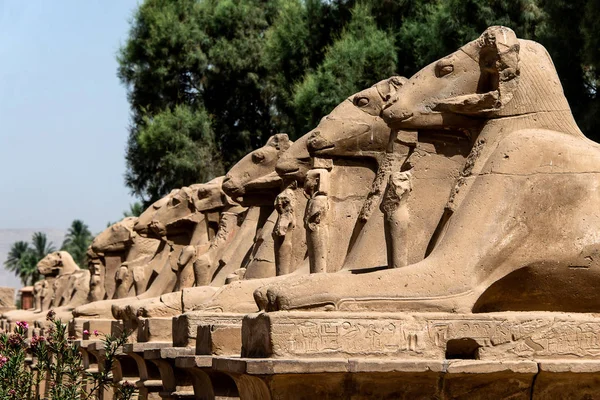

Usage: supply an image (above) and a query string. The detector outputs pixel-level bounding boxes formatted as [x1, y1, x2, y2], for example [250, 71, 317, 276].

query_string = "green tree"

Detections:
[61, 220, 93, 268]
[118, 0, 278, 203]
[127, 105, 223, 202]
[293, 4, 397, 133]
[4, 233, 55, 286]
[123, 202, 144, 218]
[536, 0, 600, 139]
[396, 0, 541, 77]
[4, 241, 36, 286]
[30, 232, 56, 263]
[262, 0, 354, 136]
[119, 0, 600, 202]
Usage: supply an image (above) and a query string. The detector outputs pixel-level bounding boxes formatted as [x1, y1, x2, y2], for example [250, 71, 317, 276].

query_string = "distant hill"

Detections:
[0, 229, 65, 290]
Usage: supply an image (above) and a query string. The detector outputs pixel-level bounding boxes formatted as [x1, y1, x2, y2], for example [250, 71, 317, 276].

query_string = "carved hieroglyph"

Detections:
[243, 311, 600, 361]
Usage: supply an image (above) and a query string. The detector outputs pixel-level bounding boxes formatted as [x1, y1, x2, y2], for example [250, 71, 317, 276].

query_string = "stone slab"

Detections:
[160, 347, 195, 359]
[0, 287, 15, 310]
[137, 317, 173, 343]
[213, 357, 543, 399]
[172, 312, 244, 348]
[213, 357, 537, 376]
[174, 355, 213, 369]
[242, 311, 600, 361]
[196, 323, 242, 356]
[123, 342, 172, 354]
[82, 319, 115, 339]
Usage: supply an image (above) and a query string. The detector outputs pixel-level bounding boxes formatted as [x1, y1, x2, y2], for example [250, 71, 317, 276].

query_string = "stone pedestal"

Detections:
[199, 311, 600, 399]
[214, 357, 539, 399]
[0, 287, 16, 311]
[172, 312, 244, 350]
[137, 317, 173, 343]
[242, 311, 600, 361]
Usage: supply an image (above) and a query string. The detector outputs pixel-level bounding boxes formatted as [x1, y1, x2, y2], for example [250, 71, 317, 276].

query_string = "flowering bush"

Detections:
[0, 311, 135, 399]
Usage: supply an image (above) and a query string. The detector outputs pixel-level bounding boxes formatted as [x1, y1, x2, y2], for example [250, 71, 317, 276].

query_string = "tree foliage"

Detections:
[123, 202, 144, 218]
[293, 4, 397, 133]
[4, 234, 55, 286]
[127, 105, 222, 201]
[61, 220, 93, 268]
[119, 0, 600, 204]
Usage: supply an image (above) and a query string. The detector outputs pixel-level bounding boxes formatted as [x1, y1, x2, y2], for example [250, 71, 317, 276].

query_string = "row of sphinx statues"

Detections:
[5, 25, 600, 327]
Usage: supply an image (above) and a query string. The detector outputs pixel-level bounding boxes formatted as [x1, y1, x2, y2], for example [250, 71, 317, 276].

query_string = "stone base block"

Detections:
[122, 341, 172, 355]
[214, 358, 600, 399]
[214, 358, 536, 399]
[242, 311, 600, 361]
[85, 319, 115, 339]
[172, 312, 243, 348]
[196, 323, 242, 356]
[70, 318, 118, 340]
[138, 317, 173, 343]
[69, 318, 84, 338]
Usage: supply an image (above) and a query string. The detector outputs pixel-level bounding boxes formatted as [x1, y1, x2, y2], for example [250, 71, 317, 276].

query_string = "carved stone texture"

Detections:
[4, 251, 89, 323]
[87, 248, 106, 302]
[242, 311, 600, 361]
[0, 287, 15, 311]
[259, 26, 600, 314]
[380, 171, 412, 268]
[304, 168, 330, 274]
[97, 134, 296, 324]
[273, 187, 296, 276]
[91, 216, 137, 299]
[74, 178, 230, 320]
[222, 133, 292, 206]
[33, 280, 46, 312]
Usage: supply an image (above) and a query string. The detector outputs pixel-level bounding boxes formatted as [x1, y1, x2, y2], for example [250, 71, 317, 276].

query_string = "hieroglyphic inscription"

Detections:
[269, 314, 600, 360]
[277, 320, 428, 356]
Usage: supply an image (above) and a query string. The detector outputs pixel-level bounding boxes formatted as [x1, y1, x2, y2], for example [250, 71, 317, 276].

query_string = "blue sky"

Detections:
[0, 0, 140, 234]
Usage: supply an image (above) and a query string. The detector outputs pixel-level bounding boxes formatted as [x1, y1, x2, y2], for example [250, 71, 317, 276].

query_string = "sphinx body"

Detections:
[4, 251, 89, 323]
[109, 134, 297, 321]
[86, 216, 162, 301]
[257, 26, 600, 314]
[74, 181, 226, 319]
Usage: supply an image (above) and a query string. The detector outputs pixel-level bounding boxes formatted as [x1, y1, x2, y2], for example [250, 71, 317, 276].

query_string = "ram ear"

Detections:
[376, 76, 407, 102]
[435, 26, 520, 115]
[266, 133, 292, 152]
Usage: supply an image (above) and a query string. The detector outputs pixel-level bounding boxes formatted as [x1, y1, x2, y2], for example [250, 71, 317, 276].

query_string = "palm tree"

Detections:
[5, 241, 30, 273]
[61, 220, 93, 268]
[17, 251, 40, 286]
[4, 241, 40, 286]
[31, 232, 56, 261]
[5, 241, 32, 285]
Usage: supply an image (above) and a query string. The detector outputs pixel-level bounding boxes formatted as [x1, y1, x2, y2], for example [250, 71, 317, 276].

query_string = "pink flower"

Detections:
[30, 335, 45, 350]
[93, 330, 99, 337]
[15, 321, 28, 330]
[83, 329, 89, 336]
[0, 355, 7, 368]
